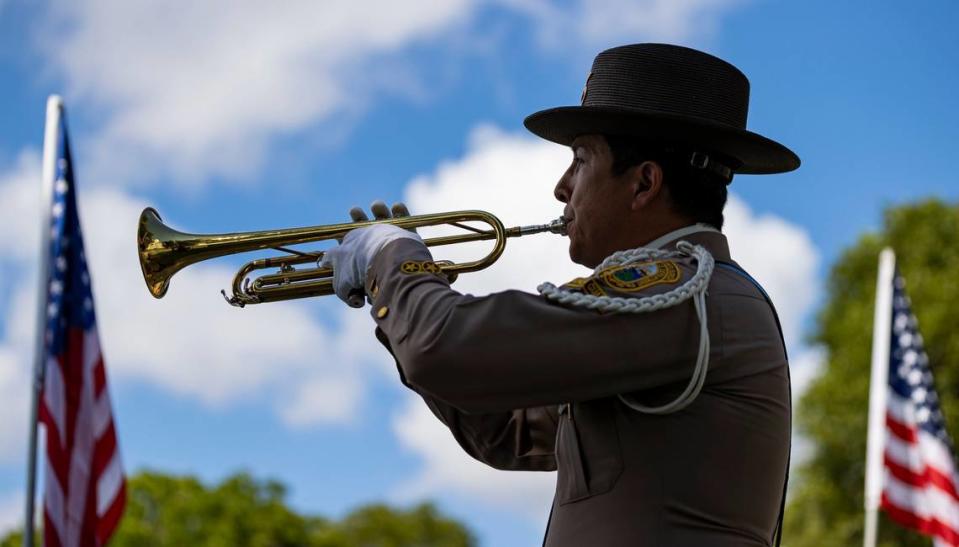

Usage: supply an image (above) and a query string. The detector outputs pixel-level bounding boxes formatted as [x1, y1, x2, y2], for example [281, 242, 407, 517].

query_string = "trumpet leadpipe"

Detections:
[138, 206, 567, 306]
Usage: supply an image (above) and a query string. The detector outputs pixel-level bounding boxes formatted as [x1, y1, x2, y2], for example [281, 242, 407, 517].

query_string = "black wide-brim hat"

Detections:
[524, 43, 800, 175]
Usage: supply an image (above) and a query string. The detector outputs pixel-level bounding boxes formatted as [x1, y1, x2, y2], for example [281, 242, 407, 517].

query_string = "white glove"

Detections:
[320, 223, 424, 307]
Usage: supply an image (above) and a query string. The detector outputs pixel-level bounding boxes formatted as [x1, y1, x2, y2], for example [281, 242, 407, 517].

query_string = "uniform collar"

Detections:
[644, 223, 719, 250]
[645, 223, 732, 263]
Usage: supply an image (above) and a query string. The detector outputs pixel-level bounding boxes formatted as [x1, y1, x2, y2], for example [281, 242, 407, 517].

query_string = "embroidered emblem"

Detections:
[583, 279, 607, 297]
[561, 277, 588, 291]
[580, 71, 593, 105]
[597, 260, 681, 292]
[400, 260, 444, 275]
[560, 276, 607, 297]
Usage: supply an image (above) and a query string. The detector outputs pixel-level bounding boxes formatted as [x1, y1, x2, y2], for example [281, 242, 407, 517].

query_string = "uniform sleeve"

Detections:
[423, 396, 559, 471]
[374, 328, 559, 472]
[365, 238, 717, 414]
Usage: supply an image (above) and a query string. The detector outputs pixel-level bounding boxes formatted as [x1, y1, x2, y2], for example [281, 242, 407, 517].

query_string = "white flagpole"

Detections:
[863, 247, 896, 547]
[24, 95, 63, 547]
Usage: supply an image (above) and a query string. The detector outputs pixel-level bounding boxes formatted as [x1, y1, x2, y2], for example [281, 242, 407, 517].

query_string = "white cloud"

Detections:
[0, 153, 42, 464]
[0, 340, 32, 464]
[41, 0, 478, 186]
[788, 347, 825, 468]
[723, 195, 820, 352]
[497, 0, 746, 50]
[278, 373, 364, 428]
[393, 126, 821, 515]
[0, 150, 43, 261]
[110, 196, 411, 429]
[406, 125, 590, 295]
[35, 0, 752, 189]
[391, 395, 555, 520]
[790, 346, 825, 404]
[0, 151, 393, 461]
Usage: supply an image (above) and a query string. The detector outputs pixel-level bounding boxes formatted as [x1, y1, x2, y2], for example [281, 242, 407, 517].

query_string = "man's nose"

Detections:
[554, 174, 570, 203]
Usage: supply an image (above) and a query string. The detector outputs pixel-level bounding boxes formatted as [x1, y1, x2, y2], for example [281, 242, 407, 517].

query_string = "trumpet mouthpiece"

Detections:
[551, 216, 569, 236]
[515, 217, 568, 237]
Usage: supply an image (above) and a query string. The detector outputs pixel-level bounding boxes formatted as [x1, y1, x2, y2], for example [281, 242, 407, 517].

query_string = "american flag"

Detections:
[881, 269, 959, 546]
[36, 112, 126, 546]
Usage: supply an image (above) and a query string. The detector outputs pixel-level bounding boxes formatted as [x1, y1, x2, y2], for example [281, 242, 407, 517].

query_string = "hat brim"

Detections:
[524, 106, 800, 175]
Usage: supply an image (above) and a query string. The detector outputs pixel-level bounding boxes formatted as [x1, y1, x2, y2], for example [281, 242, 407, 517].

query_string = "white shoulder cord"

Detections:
[537, 241, 715, 414]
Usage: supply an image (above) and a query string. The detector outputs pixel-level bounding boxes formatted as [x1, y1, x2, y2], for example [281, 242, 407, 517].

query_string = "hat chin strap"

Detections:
[689, 151, 734, 184]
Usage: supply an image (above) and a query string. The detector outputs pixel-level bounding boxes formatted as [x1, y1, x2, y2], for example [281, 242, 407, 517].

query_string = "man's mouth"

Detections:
[563, 217, 575, 238]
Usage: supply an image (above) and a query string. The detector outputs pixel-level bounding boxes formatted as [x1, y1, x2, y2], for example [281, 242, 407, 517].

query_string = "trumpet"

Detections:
[137, 208, 567, 307]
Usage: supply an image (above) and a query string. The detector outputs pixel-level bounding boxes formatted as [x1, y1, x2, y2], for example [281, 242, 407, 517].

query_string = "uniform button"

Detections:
[376, 306, 389, 319]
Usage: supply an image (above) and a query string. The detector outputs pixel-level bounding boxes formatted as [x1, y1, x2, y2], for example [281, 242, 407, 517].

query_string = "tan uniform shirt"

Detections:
[365, 230, 791, 547]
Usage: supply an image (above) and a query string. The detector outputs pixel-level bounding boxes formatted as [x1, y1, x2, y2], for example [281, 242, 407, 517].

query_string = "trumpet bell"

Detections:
[138, 207, 217, 299]
[138, 208, 178, 298]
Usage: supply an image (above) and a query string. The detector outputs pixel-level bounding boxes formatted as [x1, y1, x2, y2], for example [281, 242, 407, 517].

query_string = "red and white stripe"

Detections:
[882, 391, 959, 546]
[38, 327, 125, 547]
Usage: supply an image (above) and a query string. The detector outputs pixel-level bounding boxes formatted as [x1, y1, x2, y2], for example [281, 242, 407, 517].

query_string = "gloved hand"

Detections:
[348, 200, 413, 225]
[320, 201, 424, 308]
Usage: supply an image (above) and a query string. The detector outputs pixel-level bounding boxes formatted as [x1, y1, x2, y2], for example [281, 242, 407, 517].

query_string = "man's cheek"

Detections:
[566, 227, 581, 252]
[571, 227, 589, 262]
[567, 223, 581, 247]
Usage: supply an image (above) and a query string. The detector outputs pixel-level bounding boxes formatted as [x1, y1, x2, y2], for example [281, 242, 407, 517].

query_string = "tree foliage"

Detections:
[785, 199, 959, 546]
[3, 470, 474, 547]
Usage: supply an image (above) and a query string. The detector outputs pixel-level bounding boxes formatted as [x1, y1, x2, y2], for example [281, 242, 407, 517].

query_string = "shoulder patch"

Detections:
[583, 278, 607, 296]
[596, 260, 681, 292]
[559, 277, 608, 297]
[560, 277, 587, 290]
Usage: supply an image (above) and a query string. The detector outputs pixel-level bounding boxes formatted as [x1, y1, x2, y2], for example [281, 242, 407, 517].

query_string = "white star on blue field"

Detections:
[1, 1, 958, 545]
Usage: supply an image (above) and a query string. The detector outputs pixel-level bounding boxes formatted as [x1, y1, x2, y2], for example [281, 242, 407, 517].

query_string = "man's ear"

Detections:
[629, 161, 664, 211]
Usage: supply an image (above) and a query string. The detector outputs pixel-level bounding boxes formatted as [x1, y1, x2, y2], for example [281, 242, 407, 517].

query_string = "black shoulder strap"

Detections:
[715, 261, 791, 547]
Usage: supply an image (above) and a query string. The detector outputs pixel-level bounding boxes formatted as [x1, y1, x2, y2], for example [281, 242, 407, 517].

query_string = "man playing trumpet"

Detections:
[322, 43, 798, 546]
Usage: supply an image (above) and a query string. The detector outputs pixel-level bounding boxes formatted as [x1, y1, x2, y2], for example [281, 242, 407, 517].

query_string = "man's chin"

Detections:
[568, 243, 598, 269]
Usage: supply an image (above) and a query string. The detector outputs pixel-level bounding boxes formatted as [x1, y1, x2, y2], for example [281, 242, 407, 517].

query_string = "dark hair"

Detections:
[603, 135, 731, 230]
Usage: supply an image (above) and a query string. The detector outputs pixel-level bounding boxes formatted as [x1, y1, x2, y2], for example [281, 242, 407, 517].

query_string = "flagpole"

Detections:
[863, 247, 896, 547]
[24, 95, 62, 547]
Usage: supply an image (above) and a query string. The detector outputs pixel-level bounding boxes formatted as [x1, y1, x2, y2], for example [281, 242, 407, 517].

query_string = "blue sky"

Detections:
[1, 1, 958, 545]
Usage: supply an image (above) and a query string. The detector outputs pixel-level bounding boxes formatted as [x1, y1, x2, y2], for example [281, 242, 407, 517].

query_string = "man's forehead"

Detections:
[569, 134, 606, 152]
[570, 134, 605, 153]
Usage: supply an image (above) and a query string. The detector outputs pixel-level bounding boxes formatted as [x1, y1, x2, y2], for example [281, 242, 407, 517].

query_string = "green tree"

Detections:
[311, 504, 476, 547]
[3, 470, 475, 547]
[785, 199, 959, 546]
[0, 530, 32, 547]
